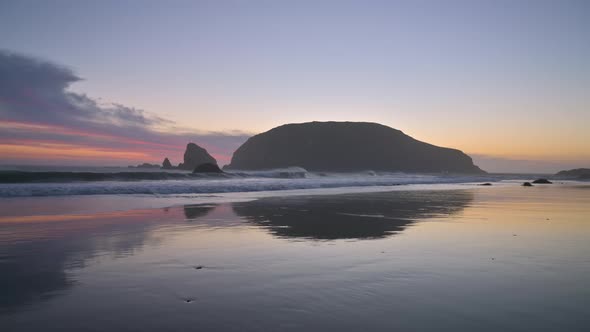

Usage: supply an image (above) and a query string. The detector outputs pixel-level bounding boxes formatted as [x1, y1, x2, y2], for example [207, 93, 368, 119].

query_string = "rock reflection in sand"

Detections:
[231, 190, 473, 240]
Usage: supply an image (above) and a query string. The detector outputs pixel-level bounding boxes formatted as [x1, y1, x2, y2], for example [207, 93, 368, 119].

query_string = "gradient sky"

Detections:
[0, 0, 589, 172]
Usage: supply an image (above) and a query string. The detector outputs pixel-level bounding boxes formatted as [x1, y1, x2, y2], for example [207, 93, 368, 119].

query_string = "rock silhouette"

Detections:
[226, 121, 484, 173]
[556, 168, 590, 179]
[162, 157, 173, 169]
[532, 178, 552, 184]
[193, 163, 223, 173]
[177, 143, 217, 171]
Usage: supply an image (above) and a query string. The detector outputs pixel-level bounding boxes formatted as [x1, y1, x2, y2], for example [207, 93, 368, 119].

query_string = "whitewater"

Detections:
[0, 166, 504, 198]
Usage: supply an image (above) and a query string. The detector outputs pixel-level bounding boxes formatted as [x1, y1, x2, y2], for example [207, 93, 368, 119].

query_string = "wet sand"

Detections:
[1, 183, 589, 331]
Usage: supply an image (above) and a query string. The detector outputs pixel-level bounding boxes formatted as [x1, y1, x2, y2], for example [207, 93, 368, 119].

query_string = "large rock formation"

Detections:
[162, 158, 173, 169]
[193, 163, 223, 173]
[177, 143, 217, 171]
[225, 121, 485, 173]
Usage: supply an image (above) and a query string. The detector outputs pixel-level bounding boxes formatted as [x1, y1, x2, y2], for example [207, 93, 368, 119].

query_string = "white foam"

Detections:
[0, 173, 497, 197]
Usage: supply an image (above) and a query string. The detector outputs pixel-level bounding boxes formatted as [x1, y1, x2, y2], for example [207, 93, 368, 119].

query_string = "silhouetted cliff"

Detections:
[225, 122, 485, 173]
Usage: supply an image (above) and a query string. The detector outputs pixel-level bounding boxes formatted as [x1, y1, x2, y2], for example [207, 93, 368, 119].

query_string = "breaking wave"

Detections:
[0, 167, 496, 197]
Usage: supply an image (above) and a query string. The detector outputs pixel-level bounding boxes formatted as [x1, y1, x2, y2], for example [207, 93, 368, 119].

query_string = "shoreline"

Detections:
[0, 180, 587, 221]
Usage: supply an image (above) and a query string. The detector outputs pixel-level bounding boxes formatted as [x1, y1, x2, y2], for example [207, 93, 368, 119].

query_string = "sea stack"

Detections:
[162, 158, 173, 169]
[193, 163, 223, 173]
[225, 121, 485, 173]
[177, 143, 217, 171]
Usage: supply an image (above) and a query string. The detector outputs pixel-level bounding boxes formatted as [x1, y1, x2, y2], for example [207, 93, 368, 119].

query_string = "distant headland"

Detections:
[555, 168, 590, 180]
[225, 121, 485, 174]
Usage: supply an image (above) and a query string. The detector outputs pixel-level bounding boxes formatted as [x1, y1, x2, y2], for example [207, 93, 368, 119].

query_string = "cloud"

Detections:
[0, 50, 250, 166]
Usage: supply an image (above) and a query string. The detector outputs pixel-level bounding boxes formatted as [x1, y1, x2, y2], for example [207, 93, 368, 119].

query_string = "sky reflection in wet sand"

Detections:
[1, 185, 589, 331]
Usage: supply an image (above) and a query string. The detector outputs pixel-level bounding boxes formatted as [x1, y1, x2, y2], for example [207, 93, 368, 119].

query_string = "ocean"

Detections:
[0, 165, 522, 198]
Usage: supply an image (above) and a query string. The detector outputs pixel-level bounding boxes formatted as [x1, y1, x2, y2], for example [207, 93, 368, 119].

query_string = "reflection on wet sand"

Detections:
[1, 185, 590, 331]
[183, 204, 217, 220]
[1, 190, 473, 314]
[0, 209, 181, 314]
[232, 190, 473, 240]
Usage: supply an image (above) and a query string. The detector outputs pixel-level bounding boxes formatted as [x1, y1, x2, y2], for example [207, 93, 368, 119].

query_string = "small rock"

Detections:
[194, 266, 203, 270]
[522, 182, 533, 187]
[532, 178, 552, 184]
[479, 183, 492, 186]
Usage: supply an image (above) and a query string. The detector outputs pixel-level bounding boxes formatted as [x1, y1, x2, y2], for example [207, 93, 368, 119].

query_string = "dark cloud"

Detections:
[0, 50, 250, 164]
[0, 50, 169, 128]
[0, 50, 79, 93]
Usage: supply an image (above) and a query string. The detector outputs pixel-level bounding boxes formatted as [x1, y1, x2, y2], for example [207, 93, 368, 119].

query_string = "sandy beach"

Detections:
[1, 183, 589, 331]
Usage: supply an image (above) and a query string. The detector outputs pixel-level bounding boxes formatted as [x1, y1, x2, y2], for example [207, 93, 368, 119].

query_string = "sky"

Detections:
[0, 0, 589, 172]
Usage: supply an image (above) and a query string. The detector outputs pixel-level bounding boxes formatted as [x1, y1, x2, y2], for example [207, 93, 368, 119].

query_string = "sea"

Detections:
[0, 165, 533, 199]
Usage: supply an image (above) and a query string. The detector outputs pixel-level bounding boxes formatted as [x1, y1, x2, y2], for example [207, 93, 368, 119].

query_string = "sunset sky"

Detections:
[0, 0, 588, 172]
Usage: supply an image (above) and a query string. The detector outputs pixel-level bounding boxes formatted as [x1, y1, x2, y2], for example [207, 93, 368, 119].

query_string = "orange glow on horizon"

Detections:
[0, 143, 151, 161]
[1, 119, 587, 167]
[0, 120, 240, 165]
[0, 120, 183, 150]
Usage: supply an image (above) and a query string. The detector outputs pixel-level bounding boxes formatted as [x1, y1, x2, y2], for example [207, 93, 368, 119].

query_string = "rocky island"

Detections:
[193, 163, 223, 173]
[178, 143, 218, 171]
[225, 121, 485, 173]
[162, 158, 173, 169]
